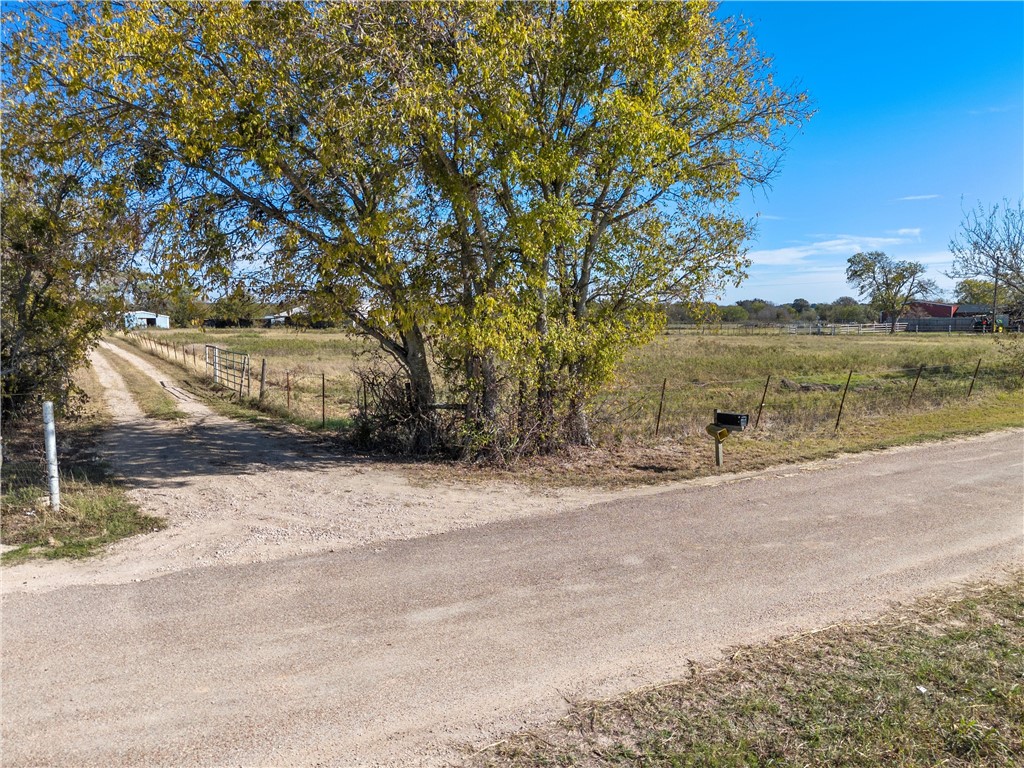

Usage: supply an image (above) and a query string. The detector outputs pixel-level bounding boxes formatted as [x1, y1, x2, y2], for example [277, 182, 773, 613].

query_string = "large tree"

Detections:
[954, 278, 1012, 309]
[0, 155, 135, 419]
[6, 1, 810, 453]
[948, 199, 1024, 322]
[846, 252, 937, 333]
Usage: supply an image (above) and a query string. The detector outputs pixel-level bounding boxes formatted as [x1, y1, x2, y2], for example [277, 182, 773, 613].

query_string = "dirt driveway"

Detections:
[6, 341, 630, 594]
[2, 342, 1022, 766]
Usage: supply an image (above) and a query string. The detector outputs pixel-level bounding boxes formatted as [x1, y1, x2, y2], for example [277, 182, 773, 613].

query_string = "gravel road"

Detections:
[1, 343, 1021, 767]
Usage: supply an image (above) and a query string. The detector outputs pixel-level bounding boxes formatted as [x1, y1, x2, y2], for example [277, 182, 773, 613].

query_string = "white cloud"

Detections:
[748, 234, 909, 266]
[897, 194, 941, 201]
[756, 214, 785, 221]
[905, 250, 954, 269]
[968, 106, 1011, 116]
[893, 228, 921, 237]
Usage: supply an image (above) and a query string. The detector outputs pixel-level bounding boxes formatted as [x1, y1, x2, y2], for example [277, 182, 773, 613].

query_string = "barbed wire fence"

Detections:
[121, 331, 1022, 442]
[123, 331, 360, 428]
[591, 359, 1021, 442]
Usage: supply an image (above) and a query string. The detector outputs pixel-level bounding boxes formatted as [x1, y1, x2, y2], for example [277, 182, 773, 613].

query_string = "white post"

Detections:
[43, 401, 60, 511]
[212, 347, 220, 384]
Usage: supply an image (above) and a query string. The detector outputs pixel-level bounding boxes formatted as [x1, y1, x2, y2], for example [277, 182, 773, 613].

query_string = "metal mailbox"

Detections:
[713, 410, 749, 431]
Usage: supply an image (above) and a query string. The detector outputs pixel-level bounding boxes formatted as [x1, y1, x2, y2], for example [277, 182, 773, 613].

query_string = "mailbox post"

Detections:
[706, 410, 749, 467]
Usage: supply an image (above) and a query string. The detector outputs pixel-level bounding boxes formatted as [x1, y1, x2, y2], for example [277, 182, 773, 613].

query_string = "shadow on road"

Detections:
[102, 413, 360, 489]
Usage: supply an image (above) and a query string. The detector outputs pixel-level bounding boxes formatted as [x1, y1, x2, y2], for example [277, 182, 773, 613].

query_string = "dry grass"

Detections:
[123, 328, 370, 427]
[468, 570, 1024, 767]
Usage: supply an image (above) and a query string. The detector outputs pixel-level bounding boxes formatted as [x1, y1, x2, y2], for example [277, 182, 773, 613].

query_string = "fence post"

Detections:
[908, 364, 924, 406]
[966, 358, 982, 399]
[654, 377, 667, 436]
[834, 370, 853, 434]
[43, 401, 60, 511]
[322, 373, 326, 428]
[238, 359, 246, 399]
[754, 374, 771, 429]
[259, 359, 268, 403]
[212, 347, 220, 385]
[286, 371, 291, 412]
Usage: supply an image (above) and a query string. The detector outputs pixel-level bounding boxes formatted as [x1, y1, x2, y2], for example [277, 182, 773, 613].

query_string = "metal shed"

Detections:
[124, 311, 171, 329]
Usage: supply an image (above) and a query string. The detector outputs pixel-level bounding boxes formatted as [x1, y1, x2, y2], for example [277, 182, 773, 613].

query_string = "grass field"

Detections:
[123, 327, 370, 429]
[122, 327, 1023, 469]
[602, 331, 1021, 442]
[469, 571, 1024, 767]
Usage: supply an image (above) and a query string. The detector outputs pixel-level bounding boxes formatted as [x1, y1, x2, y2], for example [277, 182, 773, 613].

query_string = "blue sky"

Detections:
[715, 1, 1024, 305]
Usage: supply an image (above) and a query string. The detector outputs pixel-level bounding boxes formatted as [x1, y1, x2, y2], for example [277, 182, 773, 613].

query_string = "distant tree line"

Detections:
[664, 296, 878, 325]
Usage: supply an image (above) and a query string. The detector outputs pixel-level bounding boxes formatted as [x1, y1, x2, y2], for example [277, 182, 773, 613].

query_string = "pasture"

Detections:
[125, 327, 1021, 438]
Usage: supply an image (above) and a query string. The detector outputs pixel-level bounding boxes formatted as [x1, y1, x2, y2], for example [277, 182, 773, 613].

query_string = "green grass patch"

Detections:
[601, 333, 1021, 443]
[102, 346, 188, 421]
[1, 475, 165, 564]
[1, 363, 166, 565]
[470, 571, 1024, 767]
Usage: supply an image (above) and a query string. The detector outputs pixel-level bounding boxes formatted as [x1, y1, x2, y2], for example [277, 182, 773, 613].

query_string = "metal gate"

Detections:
[204, 345, 251, 396]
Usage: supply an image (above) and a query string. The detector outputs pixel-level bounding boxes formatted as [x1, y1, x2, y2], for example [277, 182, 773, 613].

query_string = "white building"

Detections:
[124, 310, 171, 329]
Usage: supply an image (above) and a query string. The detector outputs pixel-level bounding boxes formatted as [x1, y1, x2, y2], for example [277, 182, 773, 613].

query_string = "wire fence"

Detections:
[591, 359, 1021, 442]
[664, 322, 909, 336]
[124, 331, 358, 427]
[121, 331, 1022, 439]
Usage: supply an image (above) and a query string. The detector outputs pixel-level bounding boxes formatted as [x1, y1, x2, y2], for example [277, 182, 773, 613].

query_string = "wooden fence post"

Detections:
[966, 358, 982, 399]
[754, 374, 771, 429]
[286, 371, 291, 412]
[654, 378, 667, 436]
[259, 359, 267, 403]
[322, 373, 326, 428]
[908, 364, 924, 406]
[834, 370, 854, 434]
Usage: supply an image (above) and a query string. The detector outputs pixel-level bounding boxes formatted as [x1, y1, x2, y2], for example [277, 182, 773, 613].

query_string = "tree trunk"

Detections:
[567, 394, 592, 447]
[565, 360, 593, 446]
[402, 325, 438, 451]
